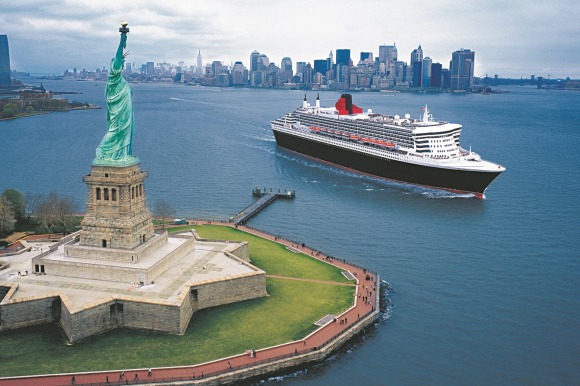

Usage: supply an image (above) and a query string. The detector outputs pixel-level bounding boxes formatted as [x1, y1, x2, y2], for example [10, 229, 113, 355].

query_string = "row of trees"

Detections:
[1, 188, 179, 240]
[0, 189, 77, 238]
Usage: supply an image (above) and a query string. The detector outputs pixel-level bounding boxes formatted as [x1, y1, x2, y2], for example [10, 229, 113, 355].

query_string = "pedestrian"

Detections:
[148, 368, 152, 377]
[345, 317, 348, 324]
[71, 375, 75, 385]
[201, 370, 204, 378]
[134, 373, 138, 381]
[106, 375, 109, 383]
[121, 370, 125, 378]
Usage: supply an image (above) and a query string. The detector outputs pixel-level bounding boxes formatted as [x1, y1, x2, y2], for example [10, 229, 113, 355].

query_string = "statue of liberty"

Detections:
[94, 21, 138, 165]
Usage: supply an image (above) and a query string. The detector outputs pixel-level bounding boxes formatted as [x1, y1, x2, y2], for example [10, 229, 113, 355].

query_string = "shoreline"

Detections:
[0, 221, 383, 385]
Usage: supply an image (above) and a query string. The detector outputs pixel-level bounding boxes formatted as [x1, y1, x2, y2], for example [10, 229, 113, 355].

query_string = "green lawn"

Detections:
[171, 224, 351, 283]
[0, 224, 355, 376]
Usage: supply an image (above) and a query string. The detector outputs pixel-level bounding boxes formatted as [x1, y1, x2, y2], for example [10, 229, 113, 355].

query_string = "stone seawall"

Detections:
[172, 309, 380, 386]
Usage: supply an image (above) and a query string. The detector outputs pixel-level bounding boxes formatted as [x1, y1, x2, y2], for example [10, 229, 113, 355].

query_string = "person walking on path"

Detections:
[148, 368, 152, 377]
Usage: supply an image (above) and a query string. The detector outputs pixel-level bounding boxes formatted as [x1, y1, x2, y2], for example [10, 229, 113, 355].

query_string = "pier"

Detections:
[230, 188, 295, 225]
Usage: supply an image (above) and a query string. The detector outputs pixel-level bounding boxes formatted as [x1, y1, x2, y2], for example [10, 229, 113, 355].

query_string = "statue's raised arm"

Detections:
[94, 21, 138, 166]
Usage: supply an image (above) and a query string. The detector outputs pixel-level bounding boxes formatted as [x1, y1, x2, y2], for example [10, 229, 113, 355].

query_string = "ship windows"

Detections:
[96, 187, 101, 200]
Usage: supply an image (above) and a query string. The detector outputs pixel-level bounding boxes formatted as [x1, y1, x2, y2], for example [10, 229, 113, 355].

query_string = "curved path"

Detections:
[0, 222, 379, 386]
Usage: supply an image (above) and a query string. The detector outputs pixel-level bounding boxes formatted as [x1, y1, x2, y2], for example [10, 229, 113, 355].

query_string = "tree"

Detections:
[154, 199, 176, 230]
[37, 192, 77, 236]
[2, 103, 18, 118]
[2, 189, 25, 220]
[0, 196, 16, 235]
[24, 192, 45, 223]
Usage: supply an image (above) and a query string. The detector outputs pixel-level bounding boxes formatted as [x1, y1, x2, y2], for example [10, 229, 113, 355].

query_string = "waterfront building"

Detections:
[421, 57, 432, 88]
[296, 61, 306, 76]
[412, 61, 422, 87]
[409, 45, 423, 88]
[450, 49, 475, 91]
[379, 44, 397, 86]
[0, 35, 11, 88]
[211, 61, 222, 78]
[231, 61, 248, 85]
[442, 68, 451, 88]
[394, 60, 408, 87]
[303, 63, 313, 86]
[335, 64, 349, 86]
[146, 61, 155, 76]
[280, 57, 293, 83]
[250, 70, 262, 86]
[431, 62, 443, 88]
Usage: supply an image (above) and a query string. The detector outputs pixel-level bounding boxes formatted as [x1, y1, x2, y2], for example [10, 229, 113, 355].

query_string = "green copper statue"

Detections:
[94, 21, 138, 166]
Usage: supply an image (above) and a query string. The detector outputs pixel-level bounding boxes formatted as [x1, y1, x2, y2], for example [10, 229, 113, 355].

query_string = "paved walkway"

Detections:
[0, 222, 379, 386]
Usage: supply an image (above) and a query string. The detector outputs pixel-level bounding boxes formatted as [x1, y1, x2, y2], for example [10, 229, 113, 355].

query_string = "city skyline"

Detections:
[1, 0, 579, 79]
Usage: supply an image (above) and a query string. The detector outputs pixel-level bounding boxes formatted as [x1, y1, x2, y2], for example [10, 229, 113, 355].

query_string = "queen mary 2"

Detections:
[271, 94, 505, 198]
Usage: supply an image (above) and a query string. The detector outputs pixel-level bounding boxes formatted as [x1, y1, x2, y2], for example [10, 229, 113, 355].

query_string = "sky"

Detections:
[2, 0, 579, 78]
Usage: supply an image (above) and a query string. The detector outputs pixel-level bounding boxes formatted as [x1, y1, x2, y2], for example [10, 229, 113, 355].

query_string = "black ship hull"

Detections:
[273, 130, 502, 196]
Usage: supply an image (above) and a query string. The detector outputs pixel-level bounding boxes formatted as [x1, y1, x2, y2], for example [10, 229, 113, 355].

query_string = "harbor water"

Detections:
[1, 79, 579, 385]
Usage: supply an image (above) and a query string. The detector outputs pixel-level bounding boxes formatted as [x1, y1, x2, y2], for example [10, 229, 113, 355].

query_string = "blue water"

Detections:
[2, 80, 579, 385]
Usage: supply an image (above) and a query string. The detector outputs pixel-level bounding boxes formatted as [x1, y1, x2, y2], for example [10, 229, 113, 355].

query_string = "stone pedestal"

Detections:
[64, 162, 156, 262]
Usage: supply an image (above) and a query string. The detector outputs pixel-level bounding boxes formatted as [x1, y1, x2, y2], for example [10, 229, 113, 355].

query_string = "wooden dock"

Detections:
[230, 188, 295, 225]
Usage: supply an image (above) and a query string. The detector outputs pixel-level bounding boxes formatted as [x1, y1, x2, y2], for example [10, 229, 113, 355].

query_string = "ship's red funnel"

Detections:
[335, 94, 363, 115]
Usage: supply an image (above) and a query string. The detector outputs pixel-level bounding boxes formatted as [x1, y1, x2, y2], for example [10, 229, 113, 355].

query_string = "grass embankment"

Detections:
[0, 225, 355, 376]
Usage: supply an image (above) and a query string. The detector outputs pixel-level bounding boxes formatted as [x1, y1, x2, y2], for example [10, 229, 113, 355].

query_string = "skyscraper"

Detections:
[450, 49, 475, 91]
[280, 57, 293, 82]
[430, 62, 443, 88]
[421, 57, 432, 88]
[196, 49, 202, 76]
[250, 50, 260, 72]
[360, 52, 373, 62]
[0, 35, 11, 88]
[379, 45, 397, 70]
[231, 61, 248, 86]
[409, 45, 423, 87]
[313, 59, 328, 76]
[258, 54, 269, 71]
[335, 49, 351, 67]
[296, 61, 306, 76]
[410, 45, 423, 64]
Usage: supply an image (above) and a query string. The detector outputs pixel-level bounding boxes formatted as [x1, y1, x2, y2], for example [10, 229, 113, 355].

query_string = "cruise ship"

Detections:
[271, 94, 505, 198]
